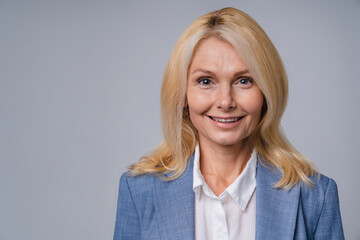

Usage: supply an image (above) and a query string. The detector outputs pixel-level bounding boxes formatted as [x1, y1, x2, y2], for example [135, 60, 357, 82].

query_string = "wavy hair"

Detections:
[129, 7, 316, 189]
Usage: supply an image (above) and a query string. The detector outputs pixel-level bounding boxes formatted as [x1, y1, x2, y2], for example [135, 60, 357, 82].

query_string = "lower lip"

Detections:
[208, 117, 243, 129]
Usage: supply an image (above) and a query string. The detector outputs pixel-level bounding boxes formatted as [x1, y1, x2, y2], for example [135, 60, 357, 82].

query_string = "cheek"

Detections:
[241, 89, 264, 115]
[186, 90, 211, 115]
[187, 102, 204, 134]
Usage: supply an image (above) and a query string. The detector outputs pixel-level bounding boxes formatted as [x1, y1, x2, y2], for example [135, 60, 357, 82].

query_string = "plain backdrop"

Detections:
[1, 0, 359, 239]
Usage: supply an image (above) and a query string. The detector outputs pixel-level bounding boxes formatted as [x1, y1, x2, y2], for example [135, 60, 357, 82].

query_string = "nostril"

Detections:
[216, 88, 236, 110]
[217, 98, 236, 110]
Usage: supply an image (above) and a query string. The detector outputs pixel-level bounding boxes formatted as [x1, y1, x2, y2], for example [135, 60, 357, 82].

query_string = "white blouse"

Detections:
[193, 145, 257, 240]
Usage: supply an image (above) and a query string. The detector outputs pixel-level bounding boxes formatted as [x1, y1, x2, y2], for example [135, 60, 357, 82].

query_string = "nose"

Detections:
[216, 84, 236, 110]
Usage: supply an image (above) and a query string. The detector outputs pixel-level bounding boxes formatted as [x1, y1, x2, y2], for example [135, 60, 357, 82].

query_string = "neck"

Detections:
[198, 137, 253, 196]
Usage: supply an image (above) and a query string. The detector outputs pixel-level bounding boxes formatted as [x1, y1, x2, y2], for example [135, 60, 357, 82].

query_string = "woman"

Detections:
[114, 7, 344, 240]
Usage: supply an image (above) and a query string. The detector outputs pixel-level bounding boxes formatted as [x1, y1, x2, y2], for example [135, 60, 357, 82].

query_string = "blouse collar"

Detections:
[192, 143, 257, 211]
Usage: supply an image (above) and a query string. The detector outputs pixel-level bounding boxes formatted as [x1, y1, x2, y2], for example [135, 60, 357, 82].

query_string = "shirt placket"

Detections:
[212, 193, 229, 240]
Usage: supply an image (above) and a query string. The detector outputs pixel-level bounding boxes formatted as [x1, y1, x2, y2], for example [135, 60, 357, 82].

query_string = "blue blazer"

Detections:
[114, 155, 344, 239]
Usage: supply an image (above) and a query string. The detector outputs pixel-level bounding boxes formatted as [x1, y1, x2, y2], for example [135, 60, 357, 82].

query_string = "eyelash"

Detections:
[197, 78, 212, 85]
[237, 77, 253, 85]
[196, 77, 254, 86]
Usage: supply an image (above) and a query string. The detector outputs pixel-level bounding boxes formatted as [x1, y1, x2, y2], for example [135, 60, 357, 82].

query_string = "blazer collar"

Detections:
[255, 159, 300, 240]
[154, 155, 195, 239]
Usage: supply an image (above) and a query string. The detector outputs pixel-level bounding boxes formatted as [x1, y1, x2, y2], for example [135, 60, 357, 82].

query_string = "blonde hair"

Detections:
[129, 7, 316, 189]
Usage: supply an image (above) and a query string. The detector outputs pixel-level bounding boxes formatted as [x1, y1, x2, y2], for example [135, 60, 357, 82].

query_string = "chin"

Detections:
[212, 136, 248, 147]
[221, 130, 254, 144]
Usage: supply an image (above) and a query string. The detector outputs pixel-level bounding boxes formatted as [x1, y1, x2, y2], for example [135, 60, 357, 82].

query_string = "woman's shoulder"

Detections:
[117, 171, 164, 214]
[257, 157, 338, 197]
[298, 173, 343, 238]
[299, 172, 340, 205]
[119, 171, 161, 195]
[257, 160, 340, 207]
[118, 161, 194, 201]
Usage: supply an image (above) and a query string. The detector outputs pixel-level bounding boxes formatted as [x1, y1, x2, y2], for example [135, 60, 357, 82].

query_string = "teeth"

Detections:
[211, 117, 241, 123]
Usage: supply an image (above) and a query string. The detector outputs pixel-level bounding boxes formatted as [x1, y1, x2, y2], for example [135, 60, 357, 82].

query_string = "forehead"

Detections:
[189, 37, 248, 73]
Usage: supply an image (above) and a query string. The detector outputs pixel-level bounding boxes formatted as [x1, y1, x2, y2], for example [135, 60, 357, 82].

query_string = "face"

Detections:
[186, 37, 263, 149]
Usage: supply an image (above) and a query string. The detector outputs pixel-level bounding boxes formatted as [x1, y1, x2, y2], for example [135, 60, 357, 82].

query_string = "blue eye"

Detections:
[238, 77, 253, 85]
[198, 78, 212, 85]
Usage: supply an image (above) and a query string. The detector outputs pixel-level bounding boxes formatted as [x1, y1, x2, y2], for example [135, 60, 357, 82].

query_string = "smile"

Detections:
[208, 116, 243, 123]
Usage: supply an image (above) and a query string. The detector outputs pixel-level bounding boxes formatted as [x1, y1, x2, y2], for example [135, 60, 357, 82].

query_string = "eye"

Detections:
[197, 78, 213, 86]
[236, 77, 253, 87]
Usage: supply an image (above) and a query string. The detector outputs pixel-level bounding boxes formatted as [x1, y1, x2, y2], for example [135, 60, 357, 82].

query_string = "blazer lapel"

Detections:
[154, 155, 195, 240]
[255, 160, 300, 240]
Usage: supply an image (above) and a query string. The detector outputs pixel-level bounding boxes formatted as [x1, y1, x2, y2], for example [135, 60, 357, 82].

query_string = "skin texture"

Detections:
[187, 37, 264, 196]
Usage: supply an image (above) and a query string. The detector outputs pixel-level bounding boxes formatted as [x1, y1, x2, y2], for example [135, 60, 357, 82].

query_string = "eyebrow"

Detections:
[190, 68, 250, 76]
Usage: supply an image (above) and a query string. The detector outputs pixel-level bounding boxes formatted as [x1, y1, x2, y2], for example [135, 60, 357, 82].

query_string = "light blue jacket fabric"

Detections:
[114, 155, 344, 239]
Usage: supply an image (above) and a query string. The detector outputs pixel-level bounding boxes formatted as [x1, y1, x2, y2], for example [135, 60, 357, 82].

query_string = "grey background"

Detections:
[0, 0, 359, 239]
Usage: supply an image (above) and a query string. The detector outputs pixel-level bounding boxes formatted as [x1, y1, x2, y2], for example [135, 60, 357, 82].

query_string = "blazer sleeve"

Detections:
[314, 178, 345, 240]
[113, 173, 141, 240]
